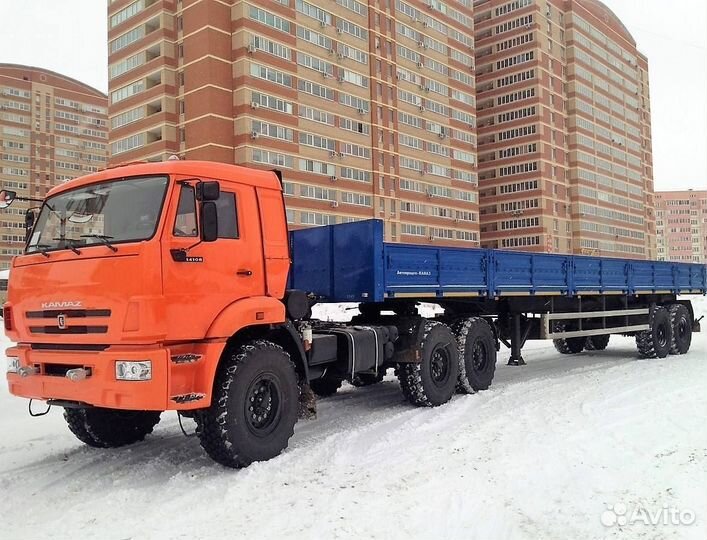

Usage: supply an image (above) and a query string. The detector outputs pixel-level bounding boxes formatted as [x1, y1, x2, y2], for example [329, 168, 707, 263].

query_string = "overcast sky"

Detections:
[0, 0, 705, 191]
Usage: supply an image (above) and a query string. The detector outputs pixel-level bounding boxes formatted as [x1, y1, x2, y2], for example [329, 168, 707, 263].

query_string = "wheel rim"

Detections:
[471, 340, 487, 372]
[244, 373, 282, 437]
[656, 324, 668, 348]
[678, 318, 688, 340]
[430, 345, 451, 387]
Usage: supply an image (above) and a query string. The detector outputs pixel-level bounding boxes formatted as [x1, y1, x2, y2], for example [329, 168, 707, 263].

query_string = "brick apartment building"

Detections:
[107, 0, 480, 245]
[107, 0, 656, 258]
[655, 190, 707, 264]
[0, 64, 109, 272]
[473, 0, 655, 258]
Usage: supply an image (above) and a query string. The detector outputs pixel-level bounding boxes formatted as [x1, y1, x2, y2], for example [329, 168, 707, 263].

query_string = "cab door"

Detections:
[162, 177, 265, 340]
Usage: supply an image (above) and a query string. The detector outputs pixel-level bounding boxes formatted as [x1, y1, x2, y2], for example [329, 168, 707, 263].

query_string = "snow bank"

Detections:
[0, 296, 705, 539]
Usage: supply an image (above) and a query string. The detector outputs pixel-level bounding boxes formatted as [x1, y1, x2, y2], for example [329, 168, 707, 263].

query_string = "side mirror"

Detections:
[201, 201, 218, 242]
[197, 181, 220, 201]
[0, 190, 17, 209]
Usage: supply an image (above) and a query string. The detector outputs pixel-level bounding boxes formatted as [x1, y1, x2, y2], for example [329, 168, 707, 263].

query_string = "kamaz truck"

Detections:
[2, 161, 705, 468]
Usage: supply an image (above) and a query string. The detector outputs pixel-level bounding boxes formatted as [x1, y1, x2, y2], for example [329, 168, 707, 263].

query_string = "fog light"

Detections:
[6, 356, 20, 373]
[115, 361, 152, 381]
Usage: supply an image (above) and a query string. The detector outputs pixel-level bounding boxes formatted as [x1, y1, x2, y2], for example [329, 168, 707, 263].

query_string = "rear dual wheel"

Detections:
[398, 321, 459, 407]
[668, 304, 692, 355]
[585, 334, 610, 351]
[452, 317, 496, 393]
[552, 322, 585, 354]
[636, 306, 672, 359]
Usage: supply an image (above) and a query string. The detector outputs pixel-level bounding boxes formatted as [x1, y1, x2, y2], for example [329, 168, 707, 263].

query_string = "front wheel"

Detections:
[196, 340, 299, 468]
[63, 408, 161, 448]
[310, 377, 343, 397]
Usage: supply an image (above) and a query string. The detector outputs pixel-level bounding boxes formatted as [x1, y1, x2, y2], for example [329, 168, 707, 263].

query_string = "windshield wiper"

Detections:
[80, 234, 118, 252]
[31, 244, 52, 258]
[53, 238, 82, 255]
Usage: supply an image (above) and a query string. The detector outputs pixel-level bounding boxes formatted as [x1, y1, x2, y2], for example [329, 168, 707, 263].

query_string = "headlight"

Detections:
[115, 360, 152, 381]
[6, 356, 20, 373]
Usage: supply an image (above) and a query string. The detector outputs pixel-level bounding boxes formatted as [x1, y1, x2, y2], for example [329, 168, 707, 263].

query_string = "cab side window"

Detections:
[173, 184, 198, 237]
[215, 191, 239, 239]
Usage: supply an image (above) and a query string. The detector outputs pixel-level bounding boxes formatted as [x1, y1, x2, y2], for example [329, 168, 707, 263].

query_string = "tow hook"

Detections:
[17, 366, 39, 377]
[66, 368, 91, 382]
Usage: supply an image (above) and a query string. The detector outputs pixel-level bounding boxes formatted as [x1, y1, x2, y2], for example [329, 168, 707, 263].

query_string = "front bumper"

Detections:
[6, 341, 225, 411]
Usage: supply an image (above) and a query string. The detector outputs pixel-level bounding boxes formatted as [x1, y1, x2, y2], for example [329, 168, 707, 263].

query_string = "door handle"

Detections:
[236, 269, 253, 277]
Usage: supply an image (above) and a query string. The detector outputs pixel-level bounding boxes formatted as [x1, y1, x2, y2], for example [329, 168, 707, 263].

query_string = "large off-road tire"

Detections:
[668, 304, 692, 355]
[636, 306, 672, 359]
[196, 340, 299, 468]
[63, 408, 161, 448]
[309, 377, 343, 397]
[585, 334, 610, 351]
[452, 317, 497, 393]
[350, 371, 385, 387]
[552, 322, 585, 354]
[397, 321, 459, 407]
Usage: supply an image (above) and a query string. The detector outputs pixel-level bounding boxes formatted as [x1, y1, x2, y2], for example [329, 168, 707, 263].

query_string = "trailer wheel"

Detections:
[552, 322, 585, 354]
[636, 306, 672, 359]
[452, 317, 497, 393]
[668, 304, 692, 355]
[309, 377, 343, 397]
[63, 408, 161, 448]
[350, 371, 385, 387]
[397, 321, 459, 407]
[196, 340, 299, 468]
[585, 334, 610, 351]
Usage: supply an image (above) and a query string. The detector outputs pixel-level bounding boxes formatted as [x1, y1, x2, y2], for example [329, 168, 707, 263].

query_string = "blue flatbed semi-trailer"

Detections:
[289, 220, 707, 302]
[288, 219, 703, 376]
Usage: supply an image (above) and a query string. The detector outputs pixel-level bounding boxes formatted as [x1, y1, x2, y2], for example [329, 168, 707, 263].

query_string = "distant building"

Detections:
[107, 0, 480, 245]
[0, 64, 108, 270]
[655, 190, 707, 264]
[473, 0, 655, 258]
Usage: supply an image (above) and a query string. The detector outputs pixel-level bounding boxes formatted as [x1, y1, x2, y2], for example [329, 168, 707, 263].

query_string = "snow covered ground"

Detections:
[1, 298, 705, 540]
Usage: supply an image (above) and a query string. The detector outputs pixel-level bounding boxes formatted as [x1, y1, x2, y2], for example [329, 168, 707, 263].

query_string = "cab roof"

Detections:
[47, 160, 283, 197]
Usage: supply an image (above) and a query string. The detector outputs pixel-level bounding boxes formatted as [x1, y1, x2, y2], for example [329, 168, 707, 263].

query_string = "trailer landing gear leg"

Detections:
[508, 314, 526, 366]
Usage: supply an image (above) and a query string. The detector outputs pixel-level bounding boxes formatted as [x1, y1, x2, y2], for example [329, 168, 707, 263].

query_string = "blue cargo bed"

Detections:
[288, 220, 707, 303]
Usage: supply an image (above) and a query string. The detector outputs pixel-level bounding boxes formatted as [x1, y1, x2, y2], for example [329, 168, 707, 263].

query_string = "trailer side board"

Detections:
[288, 220, 707, 302]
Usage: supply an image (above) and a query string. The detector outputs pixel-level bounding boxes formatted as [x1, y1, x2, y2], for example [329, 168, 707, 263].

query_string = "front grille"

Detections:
[25, 309, 111, 319]
[30, 326, 108, 335]
[25, 307, 111, 335]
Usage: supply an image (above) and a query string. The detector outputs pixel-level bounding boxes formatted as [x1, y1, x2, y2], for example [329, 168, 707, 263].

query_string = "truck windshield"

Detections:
[26, 175, 169, 254]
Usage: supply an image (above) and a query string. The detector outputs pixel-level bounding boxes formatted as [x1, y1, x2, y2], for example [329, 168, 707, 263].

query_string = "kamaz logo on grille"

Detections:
[57, 314, 67, 330]
[41, 301, 82, 309]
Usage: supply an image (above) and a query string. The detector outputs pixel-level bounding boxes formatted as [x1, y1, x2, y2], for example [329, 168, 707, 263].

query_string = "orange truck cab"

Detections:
[5, 160, 292, 413]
